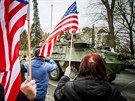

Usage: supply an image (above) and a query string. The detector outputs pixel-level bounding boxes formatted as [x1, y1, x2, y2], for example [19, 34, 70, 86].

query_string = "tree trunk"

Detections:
[129, 28, 134, 56]
[108, 11, 115, 49]
[101, 0, 116, 50]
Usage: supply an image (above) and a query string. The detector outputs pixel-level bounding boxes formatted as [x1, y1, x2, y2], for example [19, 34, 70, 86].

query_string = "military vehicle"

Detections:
[49, 41, 132, 82]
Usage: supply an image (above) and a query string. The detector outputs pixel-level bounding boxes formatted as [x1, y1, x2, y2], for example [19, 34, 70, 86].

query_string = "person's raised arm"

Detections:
[45, 57, 58, 72]
[54, 66, 71, 101]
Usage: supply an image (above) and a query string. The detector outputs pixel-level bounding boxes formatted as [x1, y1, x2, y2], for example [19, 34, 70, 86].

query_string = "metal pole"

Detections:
[50, 4, 53, 33]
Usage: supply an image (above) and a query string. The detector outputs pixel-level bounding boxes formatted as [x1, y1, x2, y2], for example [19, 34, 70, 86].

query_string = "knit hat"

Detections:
[34, 48, 40, 57]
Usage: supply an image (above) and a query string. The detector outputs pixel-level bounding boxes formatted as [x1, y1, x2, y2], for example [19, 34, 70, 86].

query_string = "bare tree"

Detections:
[115, 0, 135, 55]
[87, 0, 116, 49]
[100, 0, 116, 49]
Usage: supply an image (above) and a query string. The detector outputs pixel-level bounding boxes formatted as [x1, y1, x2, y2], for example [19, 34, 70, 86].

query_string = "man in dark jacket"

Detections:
[54, 53, 127, 101]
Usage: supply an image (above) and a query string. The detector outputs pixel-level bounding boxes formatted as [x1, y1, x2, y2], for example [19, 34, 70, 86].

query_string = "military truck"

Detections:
[49, 41, 132, 82]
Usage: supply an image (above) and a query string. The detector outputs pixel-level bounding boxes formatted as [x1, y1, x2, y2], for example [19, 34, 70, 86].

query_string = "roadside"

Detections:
[112, 69, 135, 101]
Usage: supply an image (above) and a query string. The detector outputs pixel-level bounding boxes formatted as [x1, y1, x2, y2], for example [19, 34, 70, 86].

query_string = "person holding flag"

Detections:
[22, 1, 78, 101]
[0, 0, 36, 101]
[54, 53, 127, 101]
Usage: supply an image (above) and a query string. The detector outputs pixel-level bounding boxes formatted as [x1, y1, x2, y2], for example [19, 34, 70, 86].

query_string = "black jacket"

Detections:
[0, 84, 4, 101]
[16, 91, 30, 101]
[54, 76, 127, 101]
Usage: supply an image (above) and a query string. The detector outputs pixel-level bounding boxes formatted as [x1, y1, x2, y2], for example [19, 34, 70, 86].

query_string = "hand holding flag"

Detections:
[0, 0, 29, 100]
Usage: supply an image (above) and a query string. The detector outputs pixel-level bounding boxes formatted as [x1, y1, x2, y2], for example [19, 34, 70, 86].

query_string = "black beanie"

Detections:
[34, 48, 40, 56]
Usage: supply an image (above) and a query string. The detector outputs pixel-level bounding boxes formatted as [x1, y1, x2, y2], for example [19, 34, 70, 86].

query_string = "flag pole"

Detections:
[69, 31, 74, 67]
[27, 3, 32, 80]
[50, 4, 53, 32]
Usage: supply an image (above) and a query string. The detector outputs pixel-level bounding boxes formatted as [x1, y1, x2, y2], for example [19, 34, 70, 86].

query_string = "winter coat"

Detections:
[0, 84, 4, 101]
[24, 57, 57, 99]
[16, 91, 29, 101]
[54, 76, 127, 101]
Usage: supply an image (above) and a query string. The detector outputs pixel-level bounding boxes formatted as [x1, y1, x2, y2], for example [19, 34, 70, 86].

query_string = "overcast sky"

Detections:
[24, 0, 90, 33]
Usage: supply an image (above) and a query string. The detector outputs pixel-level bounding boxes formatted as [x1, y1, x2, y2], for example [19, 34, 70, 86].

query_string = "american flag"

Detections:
[0, 0, 29, 100]
[39, 1, 78, 57]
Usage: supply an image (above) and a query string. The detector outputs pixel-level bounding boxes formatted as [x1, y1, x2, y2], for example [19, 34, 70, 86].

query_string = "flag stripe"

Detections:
[0, 0, 10, 72]
[45, 21, 78, 44]
[11, 26, 23, 59]
[47, 14, 78, 40]
[9, 3, 27, 32]
[5, 58, 21, 100]
[48, 22, 78, 41]
[0, 25, 7, 71]
[55, 15, 78, 29]
[4, 51, 21, 99]
[0, 72, 7, 87]
[0, 0, 29, 100]
[39, 1, 78, 57]
[7, 70, 21, 100]
[9, 1, 20, 12]
[47, 42, 52, 57]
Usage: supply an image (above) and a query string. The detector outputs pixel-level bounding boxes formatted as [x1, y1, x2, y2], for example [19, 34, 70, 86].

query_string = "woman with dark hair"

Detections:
[54, 53, 127, 101]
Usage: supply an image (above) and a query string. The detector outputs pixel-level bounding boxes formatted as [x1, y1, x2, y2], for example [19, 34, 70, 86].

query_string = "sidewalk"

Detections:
[125, 68, 135, 74]
[46, 82, 57, 101]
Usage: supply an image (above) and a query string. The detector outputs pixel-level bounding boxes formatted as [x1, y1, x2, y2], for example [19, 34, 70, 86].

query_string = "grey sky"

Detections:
[24, 0, 90, 33]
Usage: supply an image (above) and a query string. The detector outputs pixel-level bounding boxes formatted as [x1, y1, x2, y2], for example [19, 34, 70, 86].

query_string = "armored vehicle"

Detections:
[49, 41, 132, 82]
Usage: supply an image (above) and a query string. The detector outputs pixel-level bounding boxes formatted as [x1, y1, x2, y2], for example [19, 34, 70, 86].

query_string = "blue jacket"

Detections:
[24, 57, 57, 99]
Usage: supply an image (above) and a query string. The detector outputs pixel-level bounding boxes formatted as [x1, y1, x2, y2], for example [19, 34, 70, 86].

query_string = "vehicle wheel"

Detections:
[108, 74, 116, 83]
[49, 67, 63, 81]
